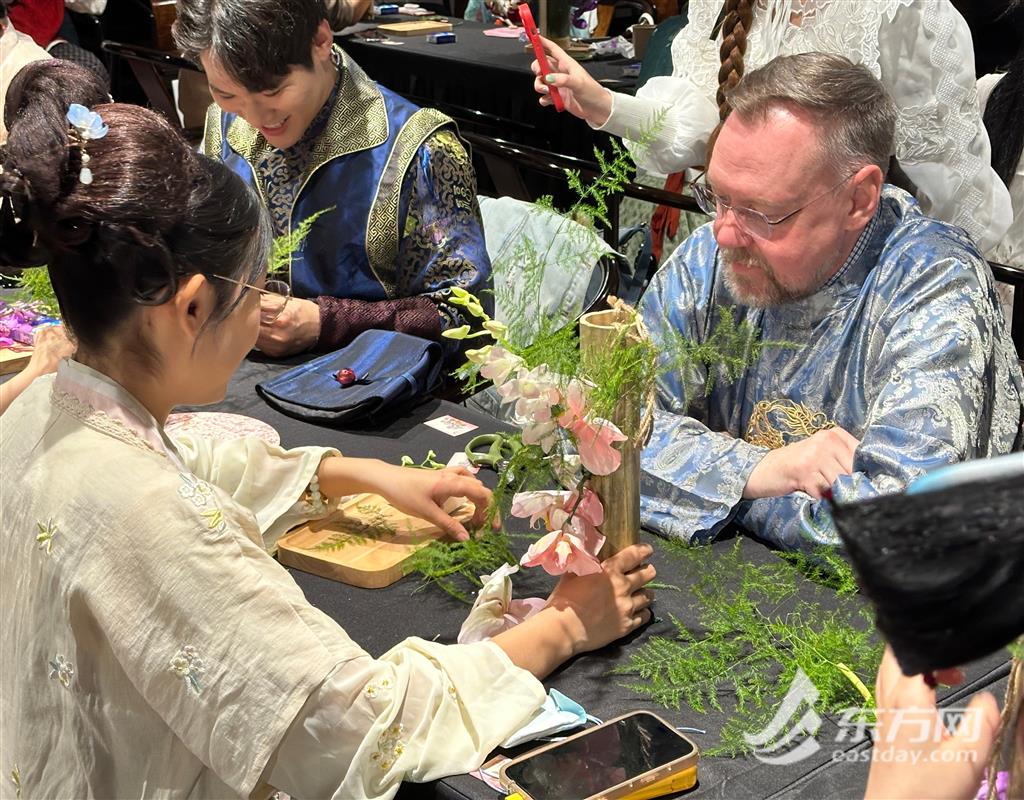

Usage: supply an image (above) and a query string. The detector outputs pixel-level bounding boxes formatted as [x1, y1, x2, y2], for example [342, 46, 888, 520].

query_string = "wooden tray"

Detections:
[376, 19, 453, 35]
[0, 348, 31, 375]
[277, 492, 471, 589]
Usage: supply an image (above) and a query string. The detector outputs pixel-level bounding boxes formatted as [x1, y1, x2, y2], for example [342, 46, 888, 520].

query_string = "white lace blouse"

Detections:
[599, 0, 1013, 255]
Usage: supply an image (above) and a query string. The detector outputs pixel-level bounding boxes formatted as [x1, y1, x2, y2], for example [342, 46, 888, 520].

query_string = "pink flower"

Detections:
[457, 563, 546, 644]
[557, 380, 627, 476]
[520, 528, 604, 576]
[512, 489, 606, 576]
[521, 419, 560, 452]
[567, 416, 627, 476]
[499, 364, 560, 409]
[510, 490, 570, 529]
[480, 346, 526, 386]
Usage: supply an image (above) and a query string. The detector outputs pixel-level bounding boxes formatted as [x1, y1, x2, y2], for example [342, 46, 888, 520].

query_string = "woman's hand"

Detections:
[864, 645, 1000, 800]
[531, 35, 613, 125]
[376, 465, 495, 541]
[0, 325, 76, 416]
[546, 543, 656, 654]
[26, 324, 75, 377]
[492, 543, 656, 678]
[317, 457, 495, 541]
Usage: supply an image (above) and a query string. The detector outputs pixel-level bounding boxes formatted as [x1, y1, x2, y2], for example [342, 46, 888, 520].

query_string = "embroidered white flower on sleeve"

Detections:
[48, 655, 74, 688]
[169, 645, 206, 695]
[370, 723, 405, 772]
[178, 474, 227, 534]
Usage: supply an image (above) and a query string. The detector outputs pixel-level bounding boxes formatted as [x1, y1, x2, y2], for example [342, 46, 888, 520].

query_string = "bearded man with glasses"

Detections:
[639, 52, 1024, 552]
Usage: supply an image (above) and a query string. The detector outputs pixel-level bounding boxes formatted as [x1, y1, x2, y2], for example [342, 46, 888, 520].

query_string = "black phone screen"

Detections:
[504, 713, 695, 800]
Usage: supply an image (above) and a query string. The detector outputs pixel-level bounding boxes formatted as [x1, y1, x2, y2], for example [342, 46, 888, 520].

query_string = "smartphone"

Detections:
[518, 4, 566, 112]
[499, 711, 699, 800]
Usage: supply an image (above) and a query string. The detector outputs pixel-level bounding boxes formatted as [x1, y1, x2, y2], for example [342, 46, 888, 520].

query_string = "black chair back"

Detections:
[101, 41, 202, 140]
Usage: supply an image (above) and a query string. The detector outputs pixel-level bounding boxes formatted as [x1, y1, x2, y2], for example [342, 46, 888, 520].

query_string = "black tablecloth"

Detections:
[337, 18, 632, 165]
[196, 356, 1013, 800]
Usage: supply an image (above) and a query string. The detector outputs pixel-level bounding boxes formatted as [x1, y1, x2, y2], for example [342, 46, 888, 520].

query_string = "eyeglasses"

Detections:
[690, 171, 856, 240]
[209, 274, 291, 323]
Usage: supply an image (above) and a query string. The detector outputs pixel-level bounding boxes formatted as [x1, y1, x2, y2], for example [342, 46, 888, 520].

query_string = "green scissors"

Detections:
[465, 433, 522, 472]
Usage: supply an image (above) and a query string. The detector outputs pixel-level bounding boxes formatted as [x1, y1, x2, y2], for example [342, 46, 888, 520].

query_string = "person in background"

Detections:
[174, 0, 493, 360]
[325, 0, 372, 28]
[829, 456, 1023, 800]
[0, 60, 656, 799]
[176, 0, 372, 131]
[0, 0, 49, 143]
[4, 0, 108, 87]
[978, 36, 1024, 334]
[532, 0, 1012, 259]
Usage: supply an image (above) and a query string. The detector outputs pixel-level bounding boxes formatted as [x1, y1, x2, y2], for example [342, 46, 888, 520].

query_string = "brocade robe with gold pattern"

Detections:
[203, 48, 491, 353]
[639, 186, 1024, 550]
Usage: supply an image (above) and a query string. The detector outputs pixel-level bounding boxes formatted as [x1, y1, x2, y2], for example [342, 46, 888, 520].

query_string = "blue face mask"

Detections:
[500, 688, 592, 748]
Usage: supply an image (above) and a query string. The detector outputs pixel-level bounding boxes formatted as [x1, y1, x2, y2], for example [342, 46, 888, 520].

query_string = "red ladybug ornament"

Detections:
[335, 368, 357, 386]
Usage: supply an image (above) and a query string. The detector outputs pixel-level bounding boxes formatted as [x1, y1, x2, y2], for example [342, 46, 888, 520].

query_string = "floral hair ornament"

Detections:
[66, 103, 108, 186]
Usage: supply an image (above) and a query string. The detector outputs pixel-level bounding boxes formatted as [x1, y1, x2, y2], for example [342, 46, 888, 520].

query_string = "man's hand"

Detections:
[256, 297, 321, 358]
[742, 426, 860, 500]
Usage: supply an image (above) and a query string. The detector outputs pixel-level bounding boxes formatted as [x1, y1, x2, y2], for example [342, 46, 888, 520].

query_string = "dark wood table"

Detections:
[195, 354, 1012, 800]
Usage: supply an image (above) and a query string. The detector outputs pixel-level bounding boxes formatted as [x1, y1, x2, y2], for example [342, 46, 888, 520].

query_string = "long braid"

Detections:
[706, 0, 755, 161]
[985, 654, 1022, 800]
[716, 0, 755, 121]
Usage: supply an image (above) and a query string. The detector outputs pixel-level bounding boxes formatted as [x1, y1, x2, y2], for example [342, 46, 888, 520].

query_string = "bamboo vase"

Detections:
[579, 306, 641, 559]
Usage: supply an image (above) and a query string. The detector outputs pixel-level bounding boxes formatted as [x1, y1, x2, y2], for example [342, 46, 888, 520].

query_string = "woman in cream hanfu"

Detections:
[0, 62, 656, 800]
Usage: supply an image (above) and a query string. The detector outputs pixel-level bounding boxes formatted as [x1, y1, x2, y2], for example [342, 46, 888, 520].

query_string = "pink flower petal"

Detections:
[571, 418, 627, 476]
[510, 491, 570, 528]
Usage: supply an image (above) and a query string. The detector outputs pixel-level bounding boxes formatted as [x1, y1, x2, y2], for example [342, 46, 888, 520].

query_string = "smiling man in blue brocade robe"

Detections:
[639, 53, 1024, 551]
[174, 0, 490, 359]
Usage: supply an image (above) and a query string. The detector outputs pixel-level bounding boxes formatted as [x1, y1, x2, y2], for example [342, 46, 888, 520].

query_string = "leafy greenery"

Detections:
[491, 121, 659, 352]
[403, 529, 520, 603]
[308, 503, 397, 551]
[582, 323, 660, 441]
[560, 108, 665, 231]
[778, 546, 861, 596]
[269, 206, 335, 275]
[564, 138, 636, 231]
[665, 306, 796, 397]
[1009, 637, 1024, 660]
[310, 532, 370, 552]
[613, 540, 882, 756]
[12, 267, 59, 316]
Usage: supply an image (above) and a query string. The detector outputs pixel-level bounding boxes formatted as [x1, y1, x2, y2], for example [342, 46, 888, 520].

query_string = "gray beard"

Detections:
[720, 247, 842, 308]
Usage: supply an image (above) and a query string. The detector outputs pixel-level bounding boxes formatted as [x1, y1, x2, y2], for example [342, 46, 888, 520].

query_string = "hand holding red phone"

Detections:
[526, 25, 615, 125]
[520, 4, 565, 112]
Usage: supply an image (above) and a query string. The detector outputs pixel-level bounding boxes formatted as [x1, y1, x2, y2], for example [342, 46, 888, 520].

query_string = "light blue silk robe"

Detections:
[639, 186, 1024, 551]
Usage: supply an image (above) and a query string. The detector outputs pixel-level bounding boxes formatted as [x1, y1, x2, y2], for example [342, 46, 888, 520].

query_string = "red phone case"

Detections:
[519, 4, 565, 112]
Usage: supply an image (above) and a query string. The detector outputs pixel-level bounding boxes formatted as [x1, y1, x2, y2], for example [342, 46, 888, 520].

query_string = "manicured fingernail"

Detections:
[544, 74, 557, 85]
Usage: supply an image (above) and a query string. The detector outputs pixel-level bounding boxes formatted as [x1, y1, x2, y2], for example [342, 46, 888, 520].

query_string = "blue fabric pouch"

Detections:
[256, 330, 444, 426]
